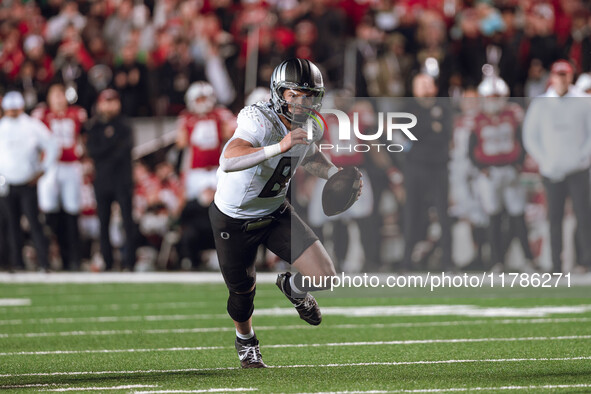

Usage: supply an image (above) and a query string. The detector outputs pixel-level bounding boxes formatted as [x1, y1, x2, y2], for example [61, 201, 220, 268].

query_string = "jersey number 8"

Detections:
[259, 157, 295, 198]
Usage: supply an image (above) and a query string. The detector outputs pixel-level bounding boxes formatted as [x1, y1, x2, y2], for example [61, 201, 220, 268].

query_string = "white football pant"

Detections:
[38, 162, 83, 215]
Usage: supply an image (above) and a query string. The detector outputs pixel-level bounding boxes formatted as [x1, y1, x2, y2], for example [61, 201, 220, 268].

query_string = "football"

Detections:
[322, 166, 362, 216]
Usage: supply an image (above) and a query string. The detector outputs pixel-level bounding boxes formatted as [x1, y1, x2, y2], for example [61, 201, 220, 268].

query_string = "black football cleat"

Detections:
[235, 336, 267, 369]
[276, 272, 322, 326]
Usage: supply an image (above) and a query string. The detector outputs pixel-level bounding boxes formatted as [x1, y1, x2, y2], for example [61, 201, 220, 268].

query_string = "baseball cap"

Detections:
[1, 91, 25, 110]
[551, 60, 574, 75]
[97, 89, 120, 102]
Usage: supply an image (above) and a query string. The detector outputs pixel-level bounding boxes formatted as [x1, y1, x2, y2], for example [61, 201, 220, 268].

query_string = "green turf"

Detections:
[0, 282, 590, 393]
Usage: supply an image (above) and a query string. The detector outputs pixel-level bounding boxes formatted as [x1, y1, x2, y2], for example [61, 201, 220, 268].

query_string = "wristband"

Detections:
[327, 166, 339, 179]
[263, 143, 282, 159]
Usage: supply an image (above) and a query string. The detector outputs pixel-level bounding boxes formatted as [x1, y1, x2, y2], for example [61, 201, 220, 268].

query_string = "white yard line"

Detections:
[1, 356, 590, 378]
[0, 326, 239, 339]
[0, 301, 213, 315]
[292, 384, 591, 393]
[0, 298, 31, 306]
[0, 345, 225, 356]
[4, 302, 590, 317]
[254, 305, 591, 318]
[331, 317, 591, 328]
[3, 304, 591, 326]
[1, 335, 590, 357]
[1, 317, 590, 339]
[0, 272, 238, 284]
[43, 385, 157, 392]
[0, 313, 229, 326]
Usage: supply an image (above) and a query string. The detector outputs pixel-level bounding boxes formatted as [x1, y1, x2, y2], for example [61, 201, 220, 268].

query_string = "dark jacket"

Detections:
[403, 98, 451, 167]
[85, 114, 134, 191]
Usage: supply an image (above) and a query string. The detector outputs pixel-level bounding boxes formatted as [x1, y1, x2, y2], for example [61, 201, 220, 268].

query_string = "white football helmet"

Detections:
[478, 76, 509, 113]
[270, 58, 324, 124]
[185, 81, 216, 114]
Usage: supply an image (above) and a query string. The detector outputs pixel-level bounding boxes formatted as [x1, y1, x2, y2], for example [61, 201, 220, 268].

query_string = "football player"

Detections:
[33, 83, 87, 271]
[450, 86, 489, 269]
[209, 58, 361, 368]
[176, 81, 235, 268]
[469, 76, 534, 272]
[176, 81, 235, 204]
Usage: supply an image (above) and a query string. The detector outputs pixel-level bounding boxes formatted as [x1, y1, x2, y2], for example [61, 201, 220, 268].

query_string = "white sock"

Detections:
[236, 328, 254, 341]
[289, 274, 306, 296]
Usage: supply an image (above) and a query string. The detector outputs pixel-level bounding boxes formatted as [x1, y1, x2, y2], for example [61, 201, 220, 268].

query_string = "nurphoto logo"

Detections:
[307, 108, 418, 153]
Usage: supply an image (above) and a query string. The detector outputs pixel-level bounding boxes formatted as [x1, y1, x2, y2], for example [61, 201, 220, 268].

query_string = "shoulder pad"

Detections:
[252, 102, 287, 143]
[237, 104, 281, 141]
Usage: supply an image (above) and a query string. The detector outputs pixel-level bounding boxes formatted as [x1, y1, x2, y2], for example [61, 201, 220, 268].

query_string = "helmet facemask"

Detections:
[272, 83, 324, 125]
[481, 96, 508, 114]
[478, 76, 509, 114]
[191, 97, 216, 115]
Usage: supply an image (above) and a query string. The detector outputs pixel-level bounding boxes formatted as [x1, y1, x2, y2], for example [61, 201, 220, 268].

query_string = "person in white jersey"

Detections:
[210, 58, 362, 368]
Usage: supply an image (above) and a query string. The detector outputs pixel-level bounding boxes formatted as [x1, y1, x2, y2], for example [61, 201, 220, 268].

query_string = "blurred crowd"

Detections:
[4, 0, 591, 112]
[1, 0, 591, 274]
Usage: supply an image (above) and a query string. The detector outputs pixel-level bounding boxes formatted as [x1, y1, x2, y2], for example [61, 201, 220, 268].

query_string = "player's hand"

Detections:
[279, 128, 309, 153]
[480, 168, 490, 177]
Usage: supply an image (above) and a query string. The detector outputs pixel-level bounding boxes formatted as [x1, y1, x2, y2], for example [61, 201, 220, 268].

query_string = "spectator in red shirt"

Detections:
[17, 4, 46, 38]
[150, 28, 173, 69]
[57, 25, 95, 72]
[0, 29, 25, 81]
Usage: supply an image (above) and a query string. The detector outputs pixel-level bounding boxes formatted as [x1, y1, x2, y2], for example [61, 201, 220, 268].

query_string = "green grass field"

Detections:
[1, 275, 591, 393]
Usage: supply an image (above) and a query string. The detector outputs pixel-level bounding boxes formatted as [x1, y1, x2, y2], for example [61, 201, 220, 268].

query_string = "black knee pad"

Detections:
[227, 287, 256, 322]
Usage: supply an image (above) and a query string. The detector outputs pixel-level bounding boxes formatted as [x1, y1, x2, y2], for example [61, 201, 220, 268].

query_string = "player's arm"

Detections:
[301, 144, 339, 180]
[175, 120, 188, 149]
[220, 128, 309, 172]
[31, 119, 60, 184]
[522, 100, 544, 164]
